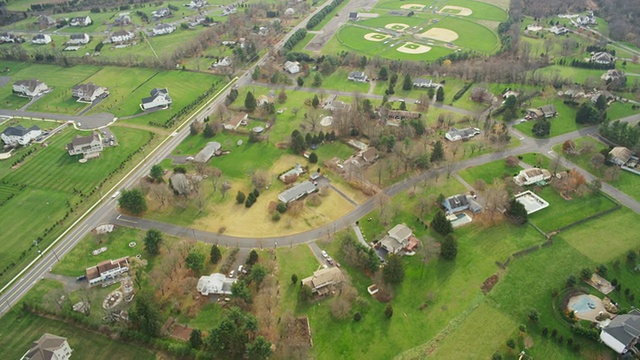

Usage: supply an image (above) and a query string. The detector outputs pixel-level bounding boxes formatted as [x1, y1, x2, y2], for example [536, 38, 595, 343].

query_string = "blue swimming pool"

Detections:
[571, 295, 597, 313]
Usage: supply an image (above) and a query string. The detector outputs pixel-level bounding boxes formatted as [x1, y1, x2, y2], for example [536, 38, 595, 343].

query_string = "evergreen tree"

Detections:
[236, 191, 246, 204]
[309, 152, 318, 163]
[149, 164, 164, 183]
[185, 251, 206, 274]
[312, 94, 320, 108]
[382, 253, 405, 284]
[431, 140, 444, 162]
[506, 198, 528, 225]
[440, 234, 458, 260]
[203, 123, 215, 138]
[378, 67, 389, 81]
[290, 130, 306, 153]
[297, 77, 304, 86]
[130, 295, 161, 337]
[189, 329, 203, 349]
[595, 94, 607, 112]
[532, 118, 551, 137]
[118, 188, 147, 215]
[431, 210, 453, 236]
[436, 86, 445, 102]
[208, 307, 259, 358]
[245, 91, 257, 112]
[210, 244, 222, 264]
[402, 74, 412, 91]
[575, 102, 600, 124]
[143, 229, 162, 255]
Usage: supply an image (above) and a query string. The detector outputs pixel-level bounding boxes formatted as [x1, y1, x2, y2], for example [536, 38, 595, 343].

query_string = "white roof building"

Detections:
[197, 273, 237, 295]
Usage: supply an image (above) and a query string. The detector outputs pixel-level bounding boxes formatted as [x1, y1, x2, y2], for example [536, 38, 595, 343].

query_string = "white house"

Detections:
[413, 78, 438, 88]
[600, 309, 640, 355]
[69, 15, 91, 27]
[378, 224, 419, 254]
[152, 23, 176, 36]
[513, 168, 552, 186]
[140, 88, 172, 110]
[284, 60, 301, 74]
[0, 32, 22, 43]
[197, 273, 237, 295]
[347, 71, 368, 82]
[67, 33, 90, 45]
[185, 0, 207, 9]
[284, 8, 295, 16]
[151, 7, 171, 19]
[549, 25, 569, 35]
[13, 79, 48, 97]
[85, 257, 129, 286]
[21, 333, 72, 360]
[111, 30, 134, 43]
[31, 34, 51, 45]
[1, 125, 41, 146]
[591, 51, 615, 65]
[211, 57, 232, 68]
[114, 13, 131, 26]
[222, 5, 237, 15]
[445, 127, 480, 141]
[278, 180, 317, 203]
[72, 83, 108, 103]
[67, 132, 103, 158]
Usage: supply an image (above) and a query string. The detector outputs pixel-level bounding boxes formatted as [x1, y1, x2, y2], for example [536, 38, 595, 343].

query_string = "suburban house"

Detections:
[324, 100, 350, 112]
[197, 273, 237, 295]
[591, 51, 615, 65]
[600, 309, 640, 355]
[602, 69, 626, 82]
[256, 95, 274, 106]
[284, 8, 295, 16]
[186, 0, 207, 9]
[549, 25, 569, 35]
[85, 257, 130, 286]
[114, 13, 131, 26]
[222, 6, 237, 15]
[378, 223, 419, 255]
[69, 15, 92, 27]
[13, 79, 49, 97]
[284, 60, 301, 74]
[211, 57, 232, 68]
[301, 267, 345, 295]
[443, 194, 482, 214]
[513, 168, 552, 186]
[188, 15, 206, 27]
[151, 7, 171, 19]
[66, 132, 103, 159]
[258, 26, 268, 36]
[67, 33, 90, 45]
[445, 127, 480, 142]
[224, 112, 248, 130]
[278, 180, 317, 204]
[574, 13, 597, 26]
[71, 83, 108, 103]
[21, 333, 72, 360]
[140, 88, 172, 110]
[539, 104, 557, 118]
[503, 90, 519, 99]
[347, 71, 368, 82]
[0, 32, 22, 43]
[348, 12, 359, 21]
[344, 147, 379, 168]
[110, 30, 134, 43]
[1, 125, 42, 146]
[609, 147, 634, 166]
[386, 109, 421, 120]
[413, 78, 438, 88]
[279, 163, 306, 182]
[152, 23, 176, 36]
[31, 34, 52, 45]
[525, 108, 544, 120]
[37, 15, 56, 27]
[193, 141, 221, 163]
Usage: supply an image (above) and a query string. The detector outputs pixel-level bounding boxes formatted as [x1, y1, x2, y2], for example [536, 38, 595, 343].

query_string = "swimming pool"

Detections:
[570, 295, 598, 314]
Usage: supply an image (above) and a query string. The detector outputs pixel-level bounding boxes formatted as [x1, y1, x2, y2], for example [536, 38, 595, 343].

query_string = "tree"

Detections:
[309, 152, 318, 163]
[278, 89, 287, 104]
[312, 94, 320, 108]
[402, 74, 412, 91]
[532, 118, 551, 137]
[130, 295, 161, 337]
[203, 123, 216, 138]
[382, 253, 405, 284]
[506, 198, 528, 225]
[149, 164, 164, 183]
[236, 191, 246, 204]
[399, 101, 407, 110]
[313, 72, 323, 87]
[378, 66, 389, 81]
[297, 77, 304, 86]
[290, 130, 306, 153]
[575, 102, 600, 124]
[436, 86, 445, 102]
[118, 189, 147, 215]
[189, 329, 203, 349]
[431, 210, 453, 235]
[231, 280, 252, 303]
[298, 284, 313, 302]
[208, 307, 258, 358]
[247, 249, 259, 265]
[245, 91, 257, 112]
[595, 94, 607, 112]
[246, 336, 272, 360]
[250, 264, 267, 284]
[291, 274, 298, 284]
[185, 251, 206, 274]
[210, 244, 222, 264]
[385, 304, 393, 318]
[431, 140, 444, 163]
[143, 229, 162, 255]
[440, 234, 458, 260]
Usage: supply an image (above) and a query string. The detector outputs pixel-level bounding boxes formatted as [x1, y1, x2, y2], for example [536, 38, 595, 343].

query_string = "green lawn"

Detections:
[442, 0, 508, 22]
[458, 159, 523, 185]
[514, 100, 585, 138]
[432, 16, 500, 53]
[277, 245, 320, 312]
[314, 68, 370, 93]
[607, 101, 639, 121]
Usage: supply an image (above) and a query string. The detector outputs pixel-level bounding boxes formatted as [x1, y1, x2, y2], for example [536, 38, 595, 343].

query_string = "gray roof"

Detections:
[348, 71, 366, 79]
[445, 194, 469, 210]
[413, 78, 432, 85]
[142, 88, 170, 104]
[32, 34, 48, 40]
[70, 33, 88, 39]
[447, 127, 479, 139]
[539, 104, 557, 115]
[24, 333, 68, 360]
[2, 124, 39, 137]
[194, 141, 221, 163]
[278, 180, 317, 203]
[67, 133, 98, 150]
[603, 310, 640, 348]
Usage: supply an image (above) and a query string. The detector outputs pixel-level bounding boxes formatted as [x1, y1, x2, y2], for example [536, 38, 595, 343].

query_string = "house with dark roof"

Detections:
[224, 112, 248, 130]
[348, 12, 359, 21]
[36, 15, 56, 28]
[386, 109, 421, 120]
[67, 33, 90, 45]
[21, 333, 72, 360]
[114, 13, 131, 26]
[443, 194, 482, 214]
[347, 71, 368, 82]
[110, 30, 134, 44]
[66, 132, 103, 158]
[13, 79, 48, 97]
[0, 32, 23, 43]
[69, 15, 92, 27]
[301, 267, 345, 295]
[72, 83, 108, 103]
[1, 125, 41, 146]
[445, 127, 480, 141]
[591, 51, 615, 65]
[600, 309, 640, 355]
[609, 147, 633, 166]
[140, 88, 172, 110]
[602, 69, 626, 82]
[151, 7, 171, 20]
[539, 104, 557, 118]
[278, 180, 317, 203]
[85, 257, 130, 286]
[31, 34, 51, 45]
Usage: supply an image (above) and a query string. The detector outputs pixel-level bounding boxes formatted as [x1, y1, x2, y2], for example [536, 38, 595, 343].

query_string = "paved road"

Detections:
[0, 109, 115, 129]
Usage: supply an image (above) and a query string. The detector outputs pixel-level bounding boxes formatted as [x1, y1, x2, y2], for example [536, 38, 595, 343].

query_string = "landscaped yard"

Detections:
[458, 159, 523, 185]
[514, 100, 586, 138]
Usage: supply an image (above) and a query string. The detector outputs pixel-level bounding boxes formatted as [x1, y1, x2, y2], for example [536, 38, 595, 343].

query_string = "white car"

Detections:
[229, 270, 235, 278]
[111, 191, 120, 199]
[321, 250, 328, 258]
[238, 265, 245, 274]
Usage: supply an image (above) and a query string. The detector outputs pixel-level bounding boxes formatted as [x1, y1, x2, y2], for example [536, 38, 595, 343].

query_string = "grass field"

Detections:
[458, 159, 523, 184]
[441, 1, 508, 22]
[514, 101, 584, 138]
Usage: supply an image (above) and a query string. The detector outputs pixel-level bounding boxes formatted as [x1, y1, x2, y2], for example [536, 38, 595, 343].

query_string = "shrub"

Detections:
[519, 324, 527, 333]
[506, 339, 516, 349]
[597, 264, 608, 276]
[384, 304, 393, 318]
[271, 212, 281, 221]
[566, 275, 577, 287]
[542, 327, 549, 337]
[276, 202, 287, 213]
[291, 274, 298, 284]
[551, 328, 557, 338]
[353, 312, 362, 321]
[580, 267, 591, 280]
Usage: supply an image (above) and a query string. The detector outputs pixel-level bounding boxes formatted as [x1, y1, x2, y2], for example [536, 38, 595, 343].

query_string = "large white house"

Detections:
[0, 32, 22, 43]
[141, 88, 172, 110]
[72, 83, 108, 103]
[197, 273, 237, 295]
[67, 33, 90, 45]
[513, 168, 552, 186]
[110, 30, 134, 43]
[31, 34, 51, 45]
[66, 132, 103, 158]
[21, 333, 73, 360]
[13, 79, 48, 97]
[69, 15, 91, 27]
[591, 51, 615, 65]
[152, 23, 176, 36]
[284, 61, 301, 74]
[1, 125, 41, 146]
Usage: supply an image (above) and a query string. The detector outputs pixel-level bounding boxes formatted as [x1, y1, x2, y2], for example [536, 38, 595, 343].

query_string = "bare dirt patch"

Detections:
[438, 5, 473, 16]
[364, 32, 391, 42]
[385, 23, 410, 32]
[400, 4, 425, 10]
[417, 27, 459, 42]
[481, 274, 499, 294]
[396, 42, 431, 54]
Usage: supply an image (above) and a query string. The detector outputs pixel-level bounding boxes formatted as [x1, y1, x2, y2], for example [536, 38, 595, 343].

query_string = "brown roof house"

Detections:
[223, 112, 248, 130]
[67, 132, 103, 159]
[85, 257, 130, 286]
[21, 333, 72, 360]
[301, 267, 345, 296]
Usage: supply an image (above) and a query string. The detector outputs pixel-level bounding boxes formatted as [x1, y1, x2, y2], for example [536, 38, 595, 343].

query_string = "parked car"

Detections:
[229, 270, 235, 278]
[321, 250, 328, 258]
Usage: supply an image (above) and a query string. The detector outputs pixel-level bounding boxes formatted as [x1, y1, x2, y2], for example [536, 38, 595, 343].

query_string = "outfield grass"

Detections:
[431, 16, 499, 53]
[442, 0, 508, 22]
[0, 310, 155, 360]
